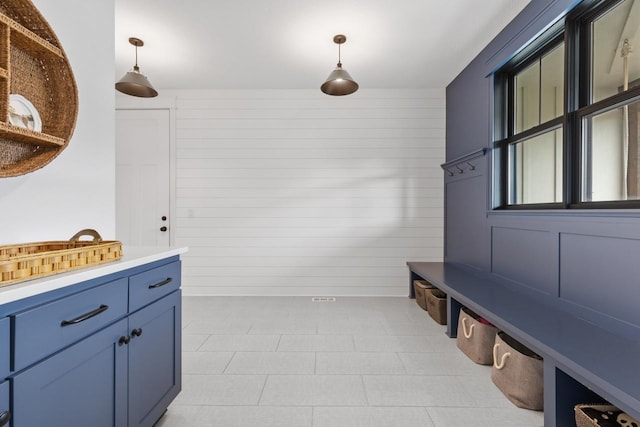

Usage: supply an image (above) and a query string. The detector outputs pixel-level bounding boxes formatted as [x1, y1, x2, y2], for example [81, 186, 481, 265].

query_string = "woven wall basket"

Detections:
[0, 0, 78, 177]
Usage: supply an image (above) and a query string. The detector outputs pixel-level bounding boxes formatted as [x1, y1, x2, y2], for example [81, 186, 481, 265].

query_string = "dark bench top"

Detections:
[407, 261, 640, 419]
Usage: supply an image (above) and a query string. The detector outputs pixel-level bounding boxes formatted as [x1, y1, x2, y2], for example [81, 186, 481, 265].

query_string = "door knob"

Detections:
[160, 226, 167, 232]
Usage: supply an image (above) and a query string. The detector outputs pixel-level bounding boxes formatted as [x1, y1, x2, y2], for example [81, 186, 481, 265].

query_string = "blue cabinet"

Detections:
[12, 277, 128, 371]
[12, 319, 128, 427]
[0, 319, 9, 380]
[128, 290, 181, 427]
[129, 261, 181, 312]
[5, 256, 182, 427]
[0, 381, 9, 427]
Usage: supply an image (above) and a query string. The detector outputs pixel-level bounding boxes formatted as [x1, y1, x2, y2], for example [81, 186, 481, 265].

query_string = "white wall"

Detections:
[0, 0, 115, 244]
[169, 89, 445, 296]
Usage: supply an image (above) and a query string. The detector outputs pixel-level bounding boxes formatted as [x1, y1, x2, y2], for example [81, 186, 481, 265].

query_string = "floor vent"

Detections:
[312, 297, 336, 302]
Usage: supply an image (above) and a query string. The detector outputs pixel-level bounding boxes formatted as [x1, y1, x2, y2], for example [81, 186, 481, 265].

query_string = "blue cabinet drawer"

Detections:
[129, 261, 181, 312]
[13, 278, 128, 372]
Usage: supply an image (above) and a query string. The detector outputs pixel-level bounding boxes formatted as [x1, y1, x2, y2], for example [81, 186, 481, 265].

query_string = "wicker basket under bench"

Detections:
[0, 229, 122, 286]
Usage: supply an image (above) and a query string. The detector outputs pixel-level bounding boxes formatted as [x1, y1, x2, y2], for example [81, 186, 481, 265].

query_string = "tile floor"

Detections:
[156, 296, 544, 427]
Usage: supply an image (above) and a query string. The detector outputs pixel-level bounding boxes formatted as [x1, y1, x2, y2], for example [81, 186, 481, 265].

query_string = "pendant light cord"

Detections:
[337, 42, 342, 67]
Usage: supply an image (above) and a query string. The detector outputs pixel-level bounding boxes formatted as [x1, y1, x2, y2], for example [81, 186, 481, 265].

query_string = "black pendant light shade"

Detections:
[321, 35, 358, 96]
[116, 37, 158, 98]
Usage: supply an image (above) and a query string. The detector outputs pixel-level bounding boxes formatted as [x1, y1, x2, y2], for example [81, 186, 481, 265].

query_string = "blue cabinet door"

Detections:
[128, 290, 181, 427]
[0, 318, 9, 379]
[12, 318, 128, 427]
[0, 381, 9, 426]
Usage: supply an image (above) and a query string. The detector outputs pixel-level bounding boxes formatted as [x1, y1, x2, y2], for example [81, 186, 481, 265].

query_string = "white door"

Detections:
[116, 109, 170, 246]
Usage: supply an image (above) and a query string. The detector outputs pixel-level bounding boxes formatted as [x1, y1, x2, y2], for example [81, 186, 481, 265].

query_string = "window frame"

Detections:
[493, 0, 640, 210]
[571, 0, 640, 208]
[494, 31, 566, 210]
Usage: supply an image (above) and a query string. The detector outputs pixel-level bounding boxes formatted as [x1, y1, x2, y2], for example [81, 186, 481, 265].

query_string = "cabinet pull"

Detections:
[118, 335, 131, 346]
[148, 277, 172, 289]
[0, 411, 10, 426]
[60, 304, 109, 327]
[131, 328, 143, 338]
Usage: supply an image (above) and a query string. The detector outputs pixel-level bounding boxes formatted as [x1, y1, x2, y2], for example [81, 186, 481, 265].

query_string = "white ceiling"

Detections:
[115, 0, 531, 91]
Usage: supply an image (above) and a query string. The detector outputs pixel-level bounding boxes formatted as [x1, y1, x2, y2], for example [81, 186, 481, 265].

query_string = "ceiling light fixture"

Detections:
[115, 37, 158, 98]
[321, 34, 359, 96]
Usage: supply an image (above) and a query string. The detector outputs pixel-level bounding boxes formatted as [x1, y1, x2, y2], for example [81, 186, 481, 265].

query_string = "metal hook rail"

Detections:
[440, 147, 488, 175]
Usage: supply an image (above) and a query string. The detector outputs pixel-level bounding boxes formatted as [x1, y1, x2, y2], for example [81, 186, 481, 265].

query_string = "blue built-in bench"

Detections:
[407, 262, 640, 427]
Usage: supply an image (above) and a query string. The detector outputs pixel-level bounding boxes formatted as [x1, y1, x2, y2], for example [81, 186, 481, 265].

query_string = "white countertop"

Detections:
[0, 246, 188, 305]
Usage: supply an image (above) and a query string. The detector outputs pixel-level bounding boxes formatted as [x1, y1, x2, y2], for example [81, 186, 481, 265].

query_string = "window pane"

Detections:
[515, 61, 540, 133]
[541, 44, 564, 123]
[592, 0, 640, 103]
[508, 128, 563, 204]
[581, 98, 640, 202]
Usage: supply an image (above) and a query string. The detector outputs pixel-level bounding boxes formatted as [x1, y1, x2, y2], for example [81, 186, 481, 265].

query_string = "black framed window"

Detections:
[494, 35, 565, 208]
[494, 0, 640, 209]
[576, 0, 640, 205]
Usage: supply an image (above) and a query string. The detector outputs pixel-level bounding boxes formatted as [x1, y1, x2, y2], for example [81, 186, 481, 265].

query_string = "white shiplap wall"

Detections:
[175, 89, 444, 296]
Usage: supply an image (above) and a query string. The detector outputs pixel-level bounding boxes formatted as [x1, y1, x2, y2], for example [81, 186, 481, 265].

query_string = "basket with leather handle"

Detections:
[0, 229, 122, 286]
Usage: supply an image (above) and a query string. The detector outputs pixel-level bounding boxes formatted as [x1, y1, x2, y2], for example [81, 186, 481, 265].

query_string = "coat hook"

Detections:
[445, 168, 454, 176]
[456, 165, 464, 174]
[466, 162, 475, 171]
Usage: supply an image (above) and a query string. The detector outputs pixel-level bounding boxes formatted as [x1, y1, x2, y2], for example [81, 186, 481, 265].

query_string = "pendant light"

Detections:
[115, 37, 158, 98]
[321, 34, 359, 96]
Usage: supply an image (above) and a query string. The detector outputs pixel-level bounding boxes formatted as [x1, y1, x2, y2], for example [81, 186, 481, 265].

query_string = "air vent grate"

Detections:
[311, 297, 336, 302]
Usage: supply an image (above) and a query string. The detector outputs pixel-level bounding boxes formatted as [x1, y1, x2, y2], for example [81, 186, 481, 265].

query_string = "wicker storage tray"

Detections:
[0, 229, 122, 286]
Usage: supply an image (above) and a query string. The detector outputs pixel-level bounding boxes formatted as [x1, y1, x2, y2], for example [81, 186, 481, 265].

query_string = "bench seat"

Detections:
[407, 261, 640, 427]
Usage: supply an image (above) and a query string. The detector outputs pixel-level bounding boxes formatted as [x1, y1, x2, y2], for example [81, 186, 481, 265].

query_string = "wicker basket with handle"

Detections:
[574, 404, 640, 427]
[0, 229, 122, 286]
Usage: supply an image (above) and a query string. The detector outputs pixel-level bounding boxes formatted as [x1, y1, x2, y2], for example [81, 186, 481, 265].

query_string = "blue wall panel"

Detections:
[445, 164, 488, 270]
[445, 0, 640, 339]
[560, 233, 640, 328]
[446, 73, 491, 161]
[491, 226, 557, 296]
